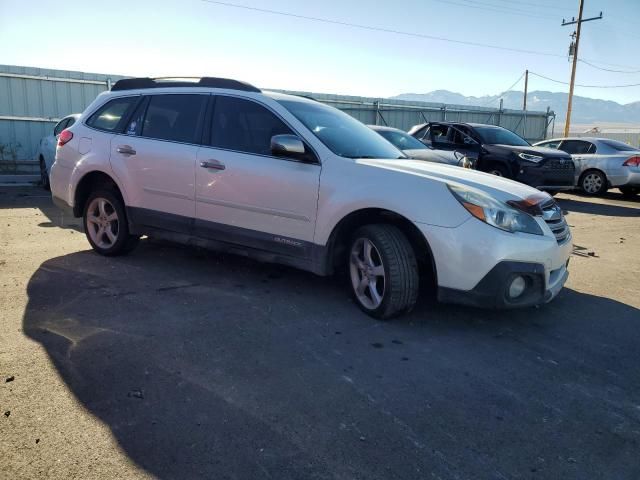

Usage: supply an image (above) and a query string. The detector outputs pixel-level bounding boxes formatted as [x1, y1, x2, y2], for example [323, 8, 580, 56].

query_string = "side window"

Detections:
[210, 96, 294, 156]
[141, 94, 207, 143]
[53, 119, 69, 136]
[450, 126, 472, 146]
[87, 97, 138, 132]
[124, 97, 149, 136]
[431, 125, 451, 144]
[412, 125, 429, 140]
[559, 140, 595, 155]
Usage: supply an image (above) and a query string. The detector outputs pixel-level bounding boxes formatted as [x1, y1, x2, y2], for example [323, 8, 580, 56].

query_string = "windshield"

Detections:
[600, 139, 638, 152]
[474, 126, 530, 146]
[377, 129, 427, 151]
[276, 99, 406, 159]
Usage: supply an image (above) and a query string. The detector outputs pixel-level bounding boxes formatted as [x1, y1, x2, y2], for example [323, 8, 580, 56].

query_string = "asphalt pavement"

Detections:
[1, 187, 639, 479]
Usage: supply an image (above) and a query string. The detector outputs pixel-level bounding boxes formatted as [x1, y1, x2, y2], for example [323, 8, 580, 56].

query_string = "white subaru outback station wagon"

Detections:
[50, 77, 572, 319]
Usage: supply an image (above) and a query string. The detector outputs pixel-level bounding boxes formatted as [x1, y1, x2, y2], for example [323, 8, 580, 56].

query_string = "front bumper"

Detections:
[517, 158, 575, 190]
[438, 260, 569, 309]
[418, 216, 572, 309]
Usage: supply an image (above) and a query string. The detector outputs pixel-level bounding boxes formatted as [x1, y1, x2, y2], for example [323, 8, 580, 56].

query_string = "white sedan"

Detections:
[36, 114, 79, 189]
[369, 125, 474, 168]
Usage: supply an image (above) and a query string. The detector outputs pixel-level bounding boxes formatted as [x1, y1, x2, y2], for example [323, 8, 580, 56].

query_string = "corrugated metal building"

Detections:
[0, 64, 554, 174]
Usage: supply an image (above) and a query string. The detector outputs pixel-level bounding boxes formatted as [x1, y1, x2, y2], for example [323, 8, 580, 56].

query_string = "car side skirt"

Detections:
[126, 207, 331, 276]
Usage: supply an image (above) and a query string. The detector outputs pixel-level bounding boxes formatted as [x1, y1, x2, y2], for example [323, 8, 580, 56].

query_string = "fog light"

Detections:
[508, 275, 527, 299]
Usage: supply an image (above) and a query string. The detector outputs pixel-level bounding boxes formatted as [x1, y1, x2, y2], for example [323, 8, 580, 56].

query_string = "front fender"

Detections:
[313, 165, 469, 245]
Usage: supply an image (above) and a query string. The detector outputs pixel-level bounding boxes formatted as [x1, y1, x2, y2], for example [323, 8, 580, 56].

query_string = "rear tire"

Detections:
[580, 170, 608, 196]
[619, 186, 639, 198]
[348, 224, 419, 319]
[39, 158, 50, 191]
[82, 189, 139, 256]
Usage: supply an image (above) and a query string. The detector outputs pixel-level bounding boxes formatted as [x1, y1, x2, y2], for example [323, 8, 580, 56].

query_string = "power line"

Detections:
[474, 0, 576, 12]
[478, 72, 525, 107]
[432, 0, 555, 20]
[201, 0, 567, 58]
[200, 0, 640, 71]
[578, 59, 640, 74]
[530, 71, 640, 88]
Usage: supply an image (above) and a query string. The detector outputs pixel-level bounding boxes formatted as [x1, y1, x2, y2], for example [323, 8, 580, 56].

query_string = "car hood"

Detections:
[402, 148, 457, 164]
[487, 144, 572, 158]
[357, 158, 548, 202]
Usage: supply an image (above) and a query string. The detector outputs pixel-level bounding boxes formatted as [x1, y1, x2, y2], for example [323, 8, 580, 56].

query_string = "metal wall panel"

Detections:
[0, 65, 124, 172]
[573, 132, 640, 148]
[0, 65, 553, 173]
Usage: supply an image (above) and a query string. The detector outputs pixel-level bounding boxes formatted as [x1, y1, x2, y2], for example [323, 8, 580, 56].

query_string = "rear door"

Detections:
[194, 95, 321, 258]
[110, 93, 208, 232]
[558, 139, 597, 177]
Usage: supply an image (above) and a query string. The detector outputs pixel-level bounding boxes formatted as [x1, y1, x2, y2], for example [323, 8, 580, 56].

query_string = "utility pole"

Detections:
[523, 69, 529, 111]
[561, 1, 603, 136]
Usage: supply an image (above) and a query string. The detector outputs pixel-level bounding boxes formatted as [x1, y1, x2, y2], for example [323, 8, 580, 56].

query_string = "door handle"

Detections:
[200, 160, 226, 171]
[117, 145, 136, 156]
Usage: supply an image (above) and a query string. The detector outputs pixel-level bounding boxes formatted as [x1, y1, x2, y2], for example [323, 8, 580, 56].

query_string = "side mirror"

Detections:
[271, 134, 306, 160]
[463, 136, 478, 145]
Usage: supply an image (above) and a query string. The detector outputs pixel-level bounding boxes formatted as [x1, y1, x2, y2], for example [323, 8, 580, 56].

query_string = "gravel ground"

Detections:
[1, 186, 639, 480]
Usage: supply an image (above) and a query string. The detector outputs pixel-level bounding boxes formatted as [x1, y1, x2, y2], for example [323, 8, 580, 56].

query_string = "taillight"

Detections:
[58, 129, 73, 147]
[623, 156, 640, 167]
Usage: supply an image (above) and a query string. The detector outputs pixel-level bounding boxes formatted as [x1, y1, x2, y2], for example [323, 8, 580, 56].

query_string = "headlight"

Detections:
[448, 184, 543, 235]
[518, 152, 544, 163]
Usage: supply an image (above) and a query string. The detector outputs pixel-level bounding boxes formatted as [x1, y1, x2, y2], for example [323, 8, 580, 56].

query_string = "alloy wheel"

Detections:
[349, 238, 386, 310]
[86, 197, 120, 249]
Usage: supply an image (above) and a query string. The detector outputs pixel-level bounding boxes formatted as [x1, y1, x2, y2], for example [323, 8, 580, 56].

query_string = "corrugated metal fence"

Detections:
[1, 64, 554, 174]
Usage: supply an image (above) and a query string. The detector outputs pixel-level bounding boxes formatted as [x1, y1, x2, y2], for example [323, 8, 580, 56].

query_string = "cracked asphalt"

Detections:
[1, 186, 639, 479]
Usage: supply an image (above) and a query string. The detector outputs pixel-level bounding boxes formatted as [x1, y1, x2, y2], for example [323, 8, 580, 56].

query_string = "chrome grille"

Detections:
[541, 200, 570, 245]
[543, 158, 575, 171]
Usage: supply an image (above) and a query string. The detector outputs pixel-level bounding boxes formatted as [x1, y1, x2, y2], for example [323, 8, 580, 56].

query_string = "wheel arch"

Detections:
[323, 208, 437, 284]
[73, 170, 126, 217]
[579, 167, 609, 185]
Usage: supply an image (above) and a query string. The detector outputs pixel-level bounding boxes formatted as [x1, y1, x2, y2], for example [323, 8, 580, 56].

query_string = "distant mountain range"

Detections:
[391, 90, 640, 125]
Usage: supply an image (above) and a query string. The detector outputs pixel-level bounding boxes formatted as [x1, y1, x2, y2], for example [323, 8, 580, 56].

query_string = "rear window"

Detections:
[378, 130, 426, 150]
[600, 139, 638, 152]
[87, 97, 138, 132]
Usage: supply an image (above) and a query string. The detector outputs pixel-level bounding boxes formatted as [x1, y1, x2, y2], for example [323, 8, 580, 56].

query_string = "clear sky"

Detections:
[1, 0, 639, 104]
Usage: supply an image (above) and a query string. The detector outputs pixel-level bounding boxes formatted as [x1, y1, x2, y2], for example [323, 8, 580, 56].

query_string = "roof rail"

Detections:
[111, 77, 261, 93]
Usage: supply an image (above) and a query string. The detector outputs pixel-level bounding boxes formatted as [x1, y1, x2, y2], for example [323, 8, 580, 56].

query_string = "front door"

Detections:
[195, 95, 321, 259]
[429, 123, 480, 159]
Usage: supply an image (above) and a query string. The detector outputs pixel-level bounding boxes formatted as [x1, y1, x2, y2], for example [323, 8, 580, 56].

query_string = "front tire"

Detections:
[488, 164, 510, 179]
[83, 189, 139, 256]
[619, 186, 639, 198]
[348, 224, 419, 319]
[580, 170, 608, 196]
